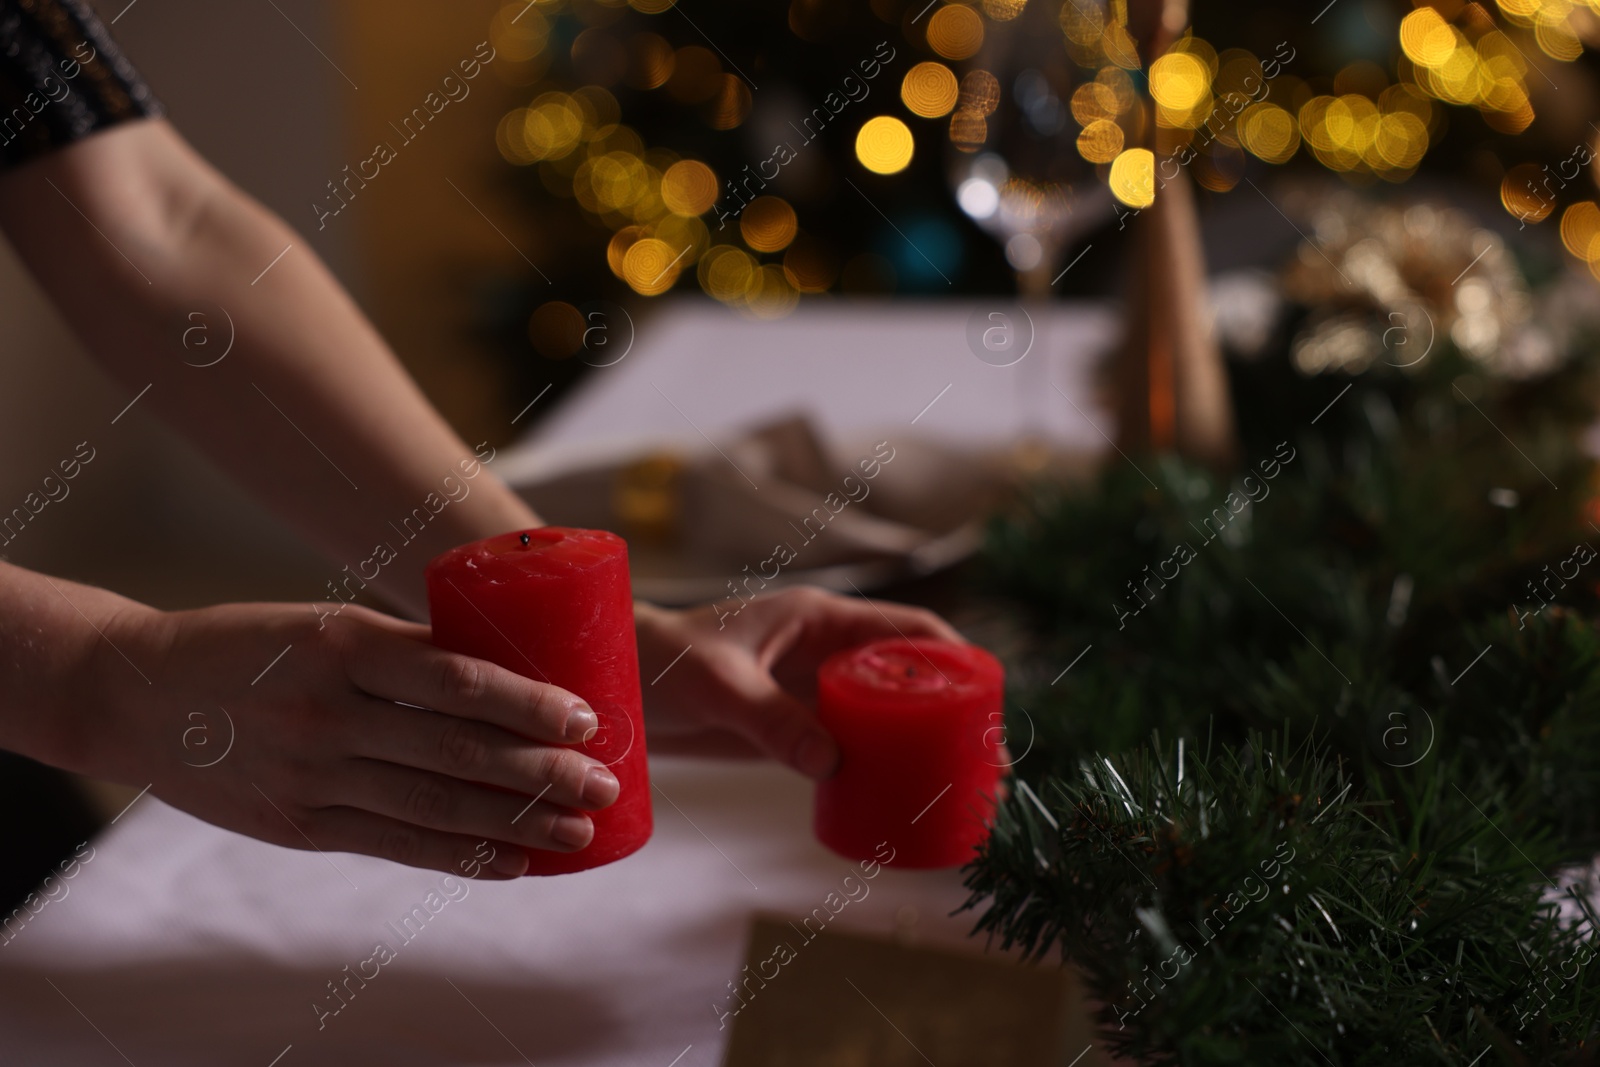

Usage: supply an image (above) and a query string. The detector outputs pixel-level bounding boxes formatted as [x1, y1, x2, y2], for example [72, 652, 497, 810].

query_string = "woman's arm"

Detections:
[0, 557, 619, 877]
[0, 114, 968, 790]
[0, 117, 537, 620]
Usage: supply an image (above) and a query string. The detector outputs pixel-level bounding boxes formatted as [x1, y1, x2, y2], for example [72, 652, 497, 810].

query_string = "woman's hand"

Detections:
[634, 587, 963, 778]
[82, 602, 622, 879]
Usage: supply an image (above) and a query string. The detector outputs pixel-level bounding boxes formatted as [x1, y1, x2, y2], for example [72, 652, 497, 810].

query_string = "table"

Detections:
[0, 758, 1087, 1066]
[0, 299, 1119, 1064]
[497, 298, 1119, 483]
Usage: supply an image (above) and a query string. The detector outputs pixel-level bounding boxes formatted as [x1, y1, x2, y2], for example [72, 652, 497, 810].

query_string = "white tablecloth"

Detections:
[0, 758, 1072, 1066]
[498, 298, 1119, 483]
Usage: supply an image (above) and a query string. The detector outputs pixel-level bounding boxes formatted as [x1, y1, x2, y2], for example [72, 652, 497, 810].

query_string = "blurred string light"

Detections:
[856, 115, 916, 174]
[493, 1, 816, 320]
[504, 0, 1600, 330]
[920, 0, 1590, 210]
[740, 196, 800, 251]
[926, 5, 985, 59]
[1555, 199, 1600, 281]
[902, 61, 959, 117]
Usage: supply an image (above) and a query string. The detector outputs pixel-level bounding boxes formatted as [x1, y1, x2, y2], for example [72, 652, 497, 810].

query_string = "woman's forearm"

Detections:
[0, 119, 539, 620]
[0, 560, 147, 772]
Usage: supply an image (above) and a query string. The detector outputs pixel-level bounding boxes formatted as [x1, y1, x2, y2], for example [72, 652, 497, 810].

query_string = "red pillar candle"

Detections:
[813, 637, 1005, 869]
[425, 527, 652, 875]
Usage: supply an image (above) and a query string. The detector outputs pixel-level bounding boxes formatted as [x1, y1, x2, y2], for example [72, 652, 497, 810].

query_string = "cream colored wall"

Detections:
[0, 1, 519, 609]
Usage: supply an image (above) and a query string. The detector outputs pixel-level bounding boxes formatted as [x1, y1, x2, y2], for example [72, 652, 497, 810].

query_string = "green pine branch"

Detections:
[964, 348, 1600, 1064]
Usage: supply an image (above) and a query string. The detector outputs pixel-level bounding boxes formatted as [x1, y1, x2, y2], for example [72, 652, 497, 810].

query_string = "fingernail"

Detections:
[564, 704, 598, 743]
[490, 848, 528, 878]
[552, 813, 593, 850]
[582, 766, 620, 806]
[796, 733, 838, 779]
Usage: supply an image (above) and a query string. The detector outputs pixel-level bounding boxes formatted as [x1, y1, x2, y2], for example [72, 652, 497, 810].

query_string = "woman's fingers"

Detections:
[759, 589, 966, 700]
[350, 699, 620, 811]
[334, 759, 598, 853]
[811, 594, 965, 649]
[694, 659, 839, 779]
[340, 624, 595, 745]
[306, 806, 531, 878]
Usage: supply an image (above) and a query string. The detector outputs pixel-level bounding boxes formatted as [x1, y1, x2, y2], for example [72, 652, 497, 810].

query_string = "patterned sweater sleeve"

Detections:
[0, 0, 161, 171]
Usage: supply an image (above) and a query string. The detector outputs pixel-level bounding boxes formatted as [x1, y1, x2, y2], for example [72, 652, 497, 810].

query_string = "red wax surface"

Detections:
[425, 527, 651, 875]
[814, 638, 1005, 869]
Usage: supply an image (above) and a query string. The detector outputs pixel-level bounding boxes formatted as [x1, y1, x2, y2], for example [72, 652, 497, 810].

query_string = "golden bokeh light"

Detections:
[1299, 96, 1336, 152]
[1109, 148, 1155, 208]
[1169, 34, 1219, 76]
[958, 70, 1001, 117]
[1215, 52, 1265, 99]
[1399, 8, 1457, 68]
[1379, 83, 1434, 126]
[1102, 22, 1140, 69]
[625, 33, 675, 90]
[1559, 201, 1600, 259]
[699, 245, 756, 302]
[1536, 17, 1582, 61]
[1500, 163, 1554, 225]
[497, 109, 536, 165]
[1483, 98, 1536, 134]
[1374, 112, 1428, 169]
[629, 165, 666, 223]
[607, 226, 645, 278]
[740, 196, 799, 252]
[1149, 51, 1210, 112]
[949, 107, 987, 152]
[491, 2, 550, 63]
[707, 74, 752, 130]
[1288, 82, 1440, 177]
[1193, 142, 1244, 194]
[1070, 82, 1118, 125]
[572, 86, 621, 133]
[901, 62, 960, 118]
[1238, 102, 1298, 164]
[622, 237, 685, 296]
[1325, 95, 1373, 148]
[981, 0, 1027, 20]
[660, 160, 718, 216]
[1097, 66, 1139, 114]
[506, 93, 585, 165]
[1496, 0, 1541, 17]
[926, 5, 984, 61]
[1058, 1, 1102, 46]
[1076, 118, 1124, 163]
[856, 116, 915, 174]
[656, 213, 711, 263]
[745, 264, 800, 319]
[496, 0, 1600, 310]
[582, 151, 647, 215]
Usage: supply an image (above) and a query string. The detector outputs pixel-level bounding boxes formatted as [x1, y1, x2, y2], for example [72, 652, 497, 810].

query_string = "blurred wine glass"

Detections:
[937, 0, 1194, 461]
[943, 0, 1122, 299]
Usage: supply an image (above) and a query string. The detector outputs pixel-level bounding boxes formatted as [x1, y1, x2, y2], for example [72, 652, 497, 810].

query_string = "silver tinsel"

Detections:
[1278, 193, 1562, 379]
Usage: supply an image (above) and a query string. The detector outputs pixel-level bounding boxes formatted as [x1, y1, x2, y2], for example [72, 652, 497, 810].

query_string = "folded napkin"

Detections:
[511, 414, 1034, 604]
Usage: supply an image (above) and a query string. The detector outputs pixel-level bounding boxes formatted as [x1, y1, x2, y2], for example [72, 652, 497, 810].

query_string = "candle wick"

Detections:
[520, 533, 531, 547]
